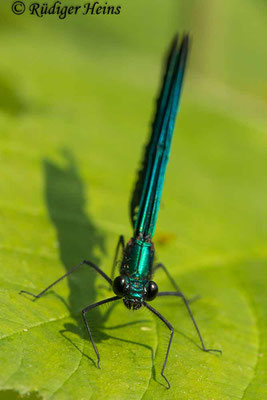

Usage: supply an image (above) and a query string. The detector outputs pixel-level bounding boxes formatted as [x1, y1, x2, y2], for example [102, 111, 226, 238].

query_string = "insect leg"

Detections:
[110, 235, 125, 282]
[82, 296, 120, 368]
[19, 260, 112, 299]
[154, 263, 199, 303]
[157, 290, 222, 354]
[144, 302, 173, 389]
[153, 262, 181, 292]
[157, 291, 199, 304]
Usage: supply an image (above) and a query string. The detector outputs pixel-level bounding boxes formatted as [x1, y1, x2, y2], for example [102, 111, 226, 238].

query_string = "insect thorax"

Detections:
[120, 237, 154, 281]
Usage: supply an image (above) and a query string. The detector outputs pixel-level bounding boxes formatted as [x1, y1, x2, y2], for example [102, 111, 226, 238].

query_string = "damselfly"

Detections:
[20, 35, 221, 389]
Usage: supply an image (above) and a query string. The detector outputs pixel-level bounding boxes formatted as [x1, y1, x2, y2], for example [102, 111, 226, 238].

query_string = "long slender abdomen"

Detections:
[133, 36, 189, 239]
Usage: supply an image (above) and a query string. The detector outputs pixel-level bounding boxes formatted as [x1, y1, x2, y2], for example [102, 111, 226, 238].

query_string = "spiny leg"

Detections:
[154, 263, 199, 303]
[155, 263, 221, 354]
[19, 260, 112, 299]
[153, 262, 181, 292]
[110, 235, 125, 283]
[82, 296, 120, 368]
[157, 290, 221, 354]
[158, 291, 199, 305]
[144, 302, 174, 389]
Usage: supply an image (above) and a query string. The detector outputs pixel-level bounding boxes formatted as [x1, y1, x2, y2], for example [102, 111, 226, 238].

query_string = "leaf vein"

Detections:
[48, 329, 87, 399]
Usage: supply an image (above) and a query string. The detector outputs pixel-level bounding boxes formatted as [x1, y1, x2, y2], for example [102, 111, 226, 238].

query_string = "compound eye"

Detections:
[146, 281, 158, 301]
[113, 276, 127, 297]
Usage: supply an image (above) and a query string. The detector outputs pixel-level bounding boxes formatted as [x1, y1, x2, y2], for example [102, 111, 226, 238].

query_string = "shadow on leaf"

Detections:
[43, 149, 154, 369]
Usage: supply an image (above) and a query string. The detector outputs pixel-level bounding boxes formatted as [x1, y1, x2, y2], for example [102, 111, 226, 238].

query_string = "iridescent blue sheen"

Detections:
[120, 239, 154, 302]
[119, 35, 189, 309]
[133, 35, 188, 239]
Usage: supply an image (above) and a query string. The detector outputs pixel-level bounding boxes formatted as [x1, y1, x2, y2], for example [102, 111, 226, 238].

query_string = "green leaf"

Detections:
[0, 1, 267, 399]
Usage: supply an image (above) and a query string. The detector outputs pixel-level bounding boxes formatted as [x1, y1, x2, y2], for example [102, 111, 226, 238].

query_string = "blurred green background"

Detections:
[0, 1, 266, 399]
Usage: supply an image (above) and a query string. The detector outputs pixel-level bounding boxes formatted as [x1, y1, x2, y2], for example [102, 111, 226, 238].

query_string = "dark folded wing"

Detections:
[131, 35, 189, 238]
